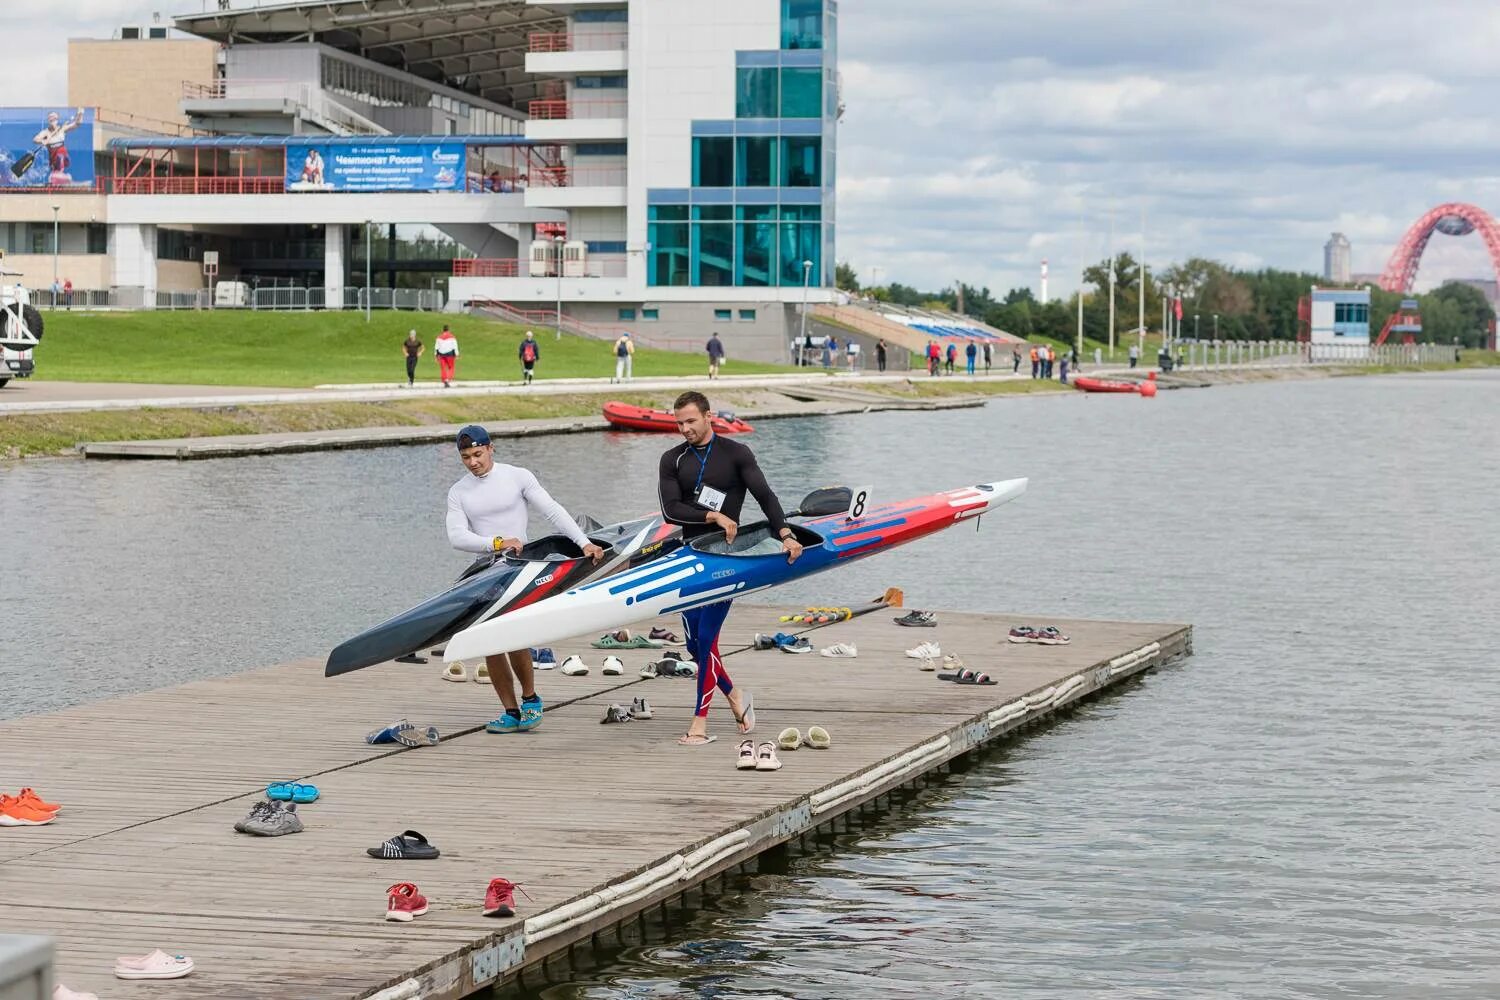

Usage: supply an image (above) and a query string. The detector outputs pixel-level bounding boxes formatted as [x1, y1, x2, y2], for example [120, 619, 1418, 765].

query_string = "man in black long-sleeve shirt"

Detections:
[658, 390, 802, 747]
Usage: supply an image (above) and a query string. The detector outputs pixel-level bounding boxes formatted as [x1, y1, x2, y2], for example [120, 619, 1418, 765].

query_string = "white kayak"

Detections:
[442, 477, 1026, 663]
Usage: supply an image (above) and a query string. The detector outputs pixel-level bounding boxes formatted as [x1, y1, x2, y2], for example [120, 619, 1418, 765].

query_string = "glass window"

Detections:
[737, 204, 776, 221]
[736, 67, 779, 118]
[714, 309, 733, 320]
[738, 309, 757, 321]
[782, 136, 821, 186]
[618, 308, 636, 321]
[692, 205, 734, 220]
[86, 223, 107, 254]
[735, 137, 777, 186]
[693, 222, 734, 286]
[642, 308, 659, 320]
[736, 221, 776, 286]
[780, 67, 821, 117]
[781, 0, 823, 49]
[576, 75, 628, 89]
[576, 8, 627, 21]
[780, 204, 822, 221]
[778, 221, 820, 286]
[649, 205, 689, 221]
[577, 143, 627, 156]
[648, 222, 689, 286]
[693, 137, 734, 187]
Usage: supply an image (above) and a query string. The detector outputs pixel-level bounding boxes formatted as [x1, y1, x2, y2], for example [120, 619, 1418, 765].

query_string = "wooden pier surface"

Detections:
[0, 605, 1190, 999]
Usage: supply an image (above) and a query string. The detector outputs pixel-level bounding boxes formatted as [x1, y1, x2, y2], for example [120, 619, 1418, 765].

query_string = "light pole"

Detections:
[799, 259, 812, 364]
[1194, 313, 1200, 340]
[1213, 313, 1219, 339]
[51, 205, 60, 307]
[554, 235, 565, 341]
[364, 220, 372, 322]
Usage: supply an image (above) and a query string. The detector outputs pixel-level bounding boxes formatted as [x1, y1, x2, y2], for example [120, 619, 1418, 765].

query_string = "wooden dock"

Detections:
[0, 605, 1190, 999]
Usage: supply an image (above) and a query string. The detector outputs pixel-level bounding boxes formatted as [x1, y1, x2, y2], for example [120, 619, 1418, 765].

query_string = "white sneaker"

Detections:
[601, 655, 624, 676]
[819, 643, 858, 658]
[560, 655, 590, 676]
[905, 641, 941, 659]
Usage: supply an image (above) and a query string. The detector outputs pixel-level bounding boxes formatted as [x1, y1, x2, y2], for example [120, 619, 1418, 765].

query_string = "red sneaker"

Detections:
[482, 877, 532, 918]
[0, 795, 57, 826]
[385, 882, 428, 922]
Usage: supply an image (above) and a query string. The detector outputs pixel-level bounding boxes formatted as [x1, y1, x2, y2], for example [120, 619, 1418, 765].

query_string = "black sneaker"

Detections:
[894, 611, 936, 628]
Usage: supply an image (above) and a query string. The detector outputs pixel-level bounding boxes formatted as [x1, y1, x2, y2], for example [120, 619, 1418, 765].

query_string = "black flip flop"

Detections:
[938, 669, 975, 682]
[367, 829, 440, 860]
[955, 672, 996, 686]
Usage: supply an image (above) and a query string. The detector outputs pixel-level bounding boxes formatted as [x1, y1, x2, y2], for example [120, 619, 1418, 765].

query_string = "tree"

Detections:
[835, 261, 860, 292]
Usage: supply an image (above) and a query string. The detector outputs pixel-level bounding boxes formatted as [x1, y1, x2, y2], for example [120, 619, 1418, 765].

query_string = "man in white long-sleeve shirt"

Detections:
[448, 424, 604, 734]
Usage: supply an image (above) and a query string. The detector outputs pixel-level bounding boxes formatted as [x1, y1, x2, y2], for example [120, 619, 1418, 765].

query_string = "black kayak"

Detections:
[325, 514, 680, 677]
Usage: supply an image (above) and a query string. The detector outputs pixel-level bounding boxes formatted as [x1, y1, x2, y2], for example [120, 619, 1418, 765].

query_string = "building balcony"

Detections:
[525, 32, 628, 75]
[525, 98, 627, 142]
[453, 255, 628, 279]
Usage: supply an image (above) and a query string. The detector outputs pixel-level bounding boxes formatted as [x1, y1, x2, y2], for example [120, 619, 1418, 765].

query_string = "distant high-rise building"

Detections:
[1324, 232, 1352, 284]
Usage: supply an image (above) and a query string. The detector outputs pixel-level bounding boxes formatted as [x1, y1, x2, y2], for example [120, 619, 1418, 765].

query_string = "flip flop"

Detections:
[736, 739, 758, 769]
[777, 727, 801, 751]
[937, 669, 976, 682]
[804, 726, 832, 749]
[266, 781, 320, 803]
[677, 732, 718, 746]
[601, 655, 624, 676]
[367, 829, 440, 860]
[442, 662, 467, 683]
[733, 691, 755, 734]
[955, 672, 997, 685]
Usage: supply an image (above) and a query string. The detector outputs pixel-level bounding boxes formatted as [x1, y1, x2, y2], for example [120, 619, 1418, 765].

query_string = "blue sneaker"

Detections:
[519, 694, 544, 731]
[486, 713, 524, 735]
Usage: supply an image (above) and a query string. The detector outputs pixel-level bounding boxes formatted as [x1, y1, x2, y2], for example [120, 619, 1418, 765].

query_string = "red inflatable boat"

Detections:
[1071, 376, 1142, 394]
[602, 401, 754, 434]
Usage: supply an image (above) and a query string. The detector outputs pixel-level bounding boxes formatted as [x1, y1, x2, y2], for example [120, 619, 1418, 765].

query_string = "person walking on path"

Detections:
[822, 335, 835, 369]
[965, 341, 977, 376]
[1045, 346, 1055, 379]
[62, 278, 72, 310]
[982, 341, 991, 373]
[434, 325, 459, 387]
[945, 342, 957, 375]
[518, 330, 540, 384]
[1059, 353, 1070, 384]
[875, 339, 887, 373]
[657, 391, 802, 746]
[926, 340, 940, 376]
[1012, 346, 1022, 373]
[1128, 343, 1140, 368]
[613, 332, 635, 383]
[401, 329, 424, 387]
[1029, 345, 1039, 378]
[802, 333, 813, 367]
[447, 425, 604, 735]
[706, 331, 725, 379]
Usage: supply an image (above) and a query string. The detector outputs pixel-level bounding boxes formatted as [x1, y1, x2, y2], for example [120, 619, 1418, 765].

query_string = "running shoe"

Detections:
[483, 877, 531, 918]
[600, 704, 633, 724]
[519, 693, 543, 731]
[233, 799, 277, 834]
[385, 882, 429, 922]
[1036, 627, 1071, 645]
[560, 655, 590, 676]
[894, 610, 937, 628]
[0, 795, 58, 826]
[905, 641, 941, 659]
[532, 647, 557, 666]
[1007, 625, 1039, 643]
[242, 802, 303, 837]
[779, 638, 815, 654]
[753, 633, 778, 650]
[16, 788, 59, 813]
[819, 643, 858, 658]
[486, 713, 524, 734]
[629, 697, 653, 720]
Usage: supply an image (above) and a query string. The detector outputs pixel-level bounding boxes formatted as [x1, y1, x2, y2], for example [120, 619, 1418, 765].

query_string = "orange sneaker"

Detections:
[17, 788, 59, 813]
[0, 795, 57, 826]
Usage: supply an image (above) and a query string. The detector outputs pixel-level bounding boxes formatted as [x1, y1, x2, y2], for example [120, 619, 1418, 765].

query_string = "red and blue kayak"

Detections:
[442, 478, 1027, 662]
[603, 401, 753, 434]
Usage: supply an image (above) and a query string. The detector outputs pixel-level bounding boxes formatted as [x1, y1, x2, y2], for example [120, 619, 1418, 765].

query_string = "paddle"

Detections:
[790, 486, 853, 518]
[793, 587, 904, 625]
[10, 146, 41, 178]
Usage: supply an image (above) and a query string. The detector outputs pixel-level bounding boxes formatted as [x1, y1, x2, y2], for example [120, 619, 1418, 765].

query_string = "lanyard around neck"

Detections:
[689, 437, 715, 495]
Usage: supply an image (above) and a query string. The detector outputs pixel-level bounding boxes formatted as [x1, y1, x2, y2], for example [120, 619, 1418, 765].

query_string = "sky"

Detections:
[10, 0, 1500, 297]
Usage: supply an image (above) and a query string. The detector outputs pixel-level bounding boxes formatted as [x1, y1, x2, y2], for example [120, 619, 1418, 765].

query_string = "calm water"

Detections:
[4, 371, 1498, 998]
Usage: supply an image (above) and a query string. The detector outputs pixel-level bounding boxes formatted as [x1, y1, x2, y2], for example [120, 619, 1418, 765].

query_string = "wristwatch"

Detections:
[492, 536, 506, 552]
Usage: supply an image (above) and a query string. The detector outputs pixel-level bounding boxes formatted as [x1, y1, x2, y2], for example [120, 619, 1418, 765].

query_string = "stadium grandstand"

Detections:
[0, 0, 842, 361]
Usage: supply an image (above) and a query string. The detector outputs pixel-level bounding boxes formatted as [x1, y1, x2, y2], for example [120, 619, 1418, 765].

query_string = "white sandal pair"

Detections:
[442, 661, 490, 684]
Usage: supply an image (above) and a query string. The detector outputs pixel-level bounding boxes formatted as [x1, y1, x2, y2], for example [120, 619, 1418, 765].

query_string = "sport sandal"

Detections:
[368, 830, 440, 860]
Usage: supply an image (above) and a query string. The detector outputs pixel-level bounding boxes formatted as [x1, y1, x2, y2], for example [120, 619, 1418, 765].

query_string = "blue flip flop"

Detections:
[267, 782, 320, 803]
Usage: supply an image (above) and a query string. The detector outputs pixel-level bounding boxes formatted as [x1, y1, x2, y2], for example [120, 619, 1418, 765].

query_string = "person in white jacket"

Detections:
[447, 424, 604, 733]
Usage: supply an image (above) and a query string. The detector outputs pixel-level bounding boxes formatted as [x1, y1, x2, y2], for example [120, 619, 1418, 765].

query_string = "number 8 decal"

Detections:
[847, 485, 872, 521]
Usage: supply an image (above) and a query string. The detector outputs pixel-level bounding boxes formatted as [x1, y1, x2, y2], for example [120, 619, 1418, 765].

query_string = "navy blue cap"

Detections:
[456, 424, 491, 449]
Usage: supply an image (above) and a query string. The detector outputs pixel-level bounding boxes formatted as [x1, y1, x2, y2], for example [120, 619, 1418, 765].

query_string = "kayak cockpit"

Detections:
[690, 522, 823, 556]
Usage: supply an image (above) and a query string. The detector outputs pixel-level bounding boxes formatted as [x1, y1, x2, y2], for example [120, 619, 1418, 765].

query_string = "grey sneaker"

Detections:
[242, 802, 304, 837]
[234, 799, 277, 833]
[629, 697, 654, 720]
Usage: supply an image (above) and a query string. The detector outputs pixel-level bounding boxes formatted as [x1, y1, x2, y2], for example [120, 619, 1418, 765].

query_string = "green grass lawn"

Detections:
[32, 310, 791, 387]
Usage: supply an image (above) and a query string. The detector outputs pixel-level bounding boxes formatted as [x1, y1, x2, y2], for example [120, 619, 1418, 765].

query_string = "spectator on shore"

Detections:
[706, 331, 724, 380]
[926, 340, 940, 376]
[822, 335, 836, 369]
[1059, 353, 1069, 384]
[435, 324, 459, 387]
[1029, 345, 1039, 378]
[802, 332, 814, 366]
[875, 339, 887, 373]
[1045, 345, 1055, 379]
[965, 341, 977, 376]
[1013, 346, 1022, 373]
[1129, 343, 1140, 368]
[50, 278, 60, 308]
[613, 331, 635, 382]
[518, 329, 539, 384]
[63, 278, 72, 310]
[945, 342, 957, 375]
[982, 341, 992, 373]
[401, 329, 424, 387]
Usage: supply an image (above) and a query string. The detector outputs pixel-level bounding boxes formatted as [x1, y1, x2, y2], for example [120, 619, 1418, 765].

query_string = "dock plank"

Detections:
[0, 606, 1189, 998]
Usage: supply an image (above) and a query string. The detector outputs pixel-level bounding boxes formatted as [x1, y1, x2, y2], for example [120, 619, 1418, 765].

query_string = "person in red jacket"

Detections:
[926, 340, 940, 377]
[434, 325, 459, 387]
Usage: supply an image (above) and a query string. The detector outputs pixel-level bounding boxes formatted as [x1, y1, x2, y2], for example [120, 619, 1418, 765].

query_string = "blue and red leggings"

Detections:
[682, 600, 734, 718]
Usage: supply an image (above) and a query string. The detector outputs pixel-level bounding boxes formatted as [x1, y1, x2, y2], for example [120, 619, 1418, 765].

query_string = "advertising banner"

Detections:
[286, 142, 466, 192]
[0, 107, 95, 189]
